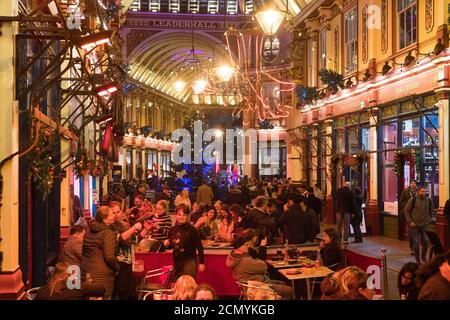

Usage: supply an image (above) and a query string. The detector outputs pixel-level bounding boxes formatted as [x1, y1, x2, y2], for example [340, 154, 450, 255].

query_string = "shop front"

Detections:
[377, 95, 439, 239]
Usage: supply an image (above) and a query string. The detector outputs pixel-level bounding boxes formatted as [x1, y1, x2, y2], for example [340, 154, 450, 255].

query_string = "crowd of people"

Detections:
[33, 177, 450, 300]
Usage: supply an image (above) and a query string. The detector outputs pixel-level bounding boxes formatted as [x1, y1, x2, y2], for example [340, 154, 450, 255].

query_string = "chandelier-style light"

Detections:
[215, 65, 235, 82]
[192, 79, 208, 94]
[254, 7, 286, 35]
[173, 80, 186, 93]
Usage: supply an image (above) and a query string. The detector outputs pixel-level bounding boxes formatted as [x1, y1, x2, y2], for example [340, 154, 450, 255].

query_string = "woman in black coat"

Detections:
[80, 206, 120, 299]
[319, 228, 343, 271]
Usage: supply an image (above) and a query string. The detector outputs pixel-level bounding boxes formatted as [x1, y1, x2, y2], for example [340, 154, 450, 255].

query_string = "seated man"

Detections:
[225, 228, 293, 300]
[61, 225, 85, 266]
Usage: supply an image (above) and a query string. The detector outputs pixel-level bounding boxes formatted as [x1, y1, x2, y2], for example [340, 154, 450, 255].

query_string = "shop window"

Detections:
[361, 127, 370, 151]
[263, 36, 280, 63]
[382, 166, 398, 215]
[423, 113, 438, 147]
[397, 0, 417, 49]
[336, 130, 345, 154]
[348, 128, 359, 154]
[401, 118, 420, 147]
[381, 122, 397, 155]
[344, 7, 358, 74]
[319, 29, 327, 71]
[126, 148, 133, 180]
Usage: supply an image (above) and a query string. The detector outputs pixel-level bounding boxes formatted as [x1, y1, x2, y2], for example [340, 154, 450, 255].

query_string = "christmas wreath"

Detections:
[356, 152, 370, 163]
[29, 127, 55, 200]
[91, 157, 110, 177]
[393, 149, 420, 177]
[74, 146, 94, 178]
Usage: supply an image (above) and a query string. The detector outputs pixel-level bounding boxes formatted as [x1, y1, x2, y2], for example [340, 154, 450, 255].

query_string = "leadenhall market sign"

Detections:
[125, 19, 240, 30]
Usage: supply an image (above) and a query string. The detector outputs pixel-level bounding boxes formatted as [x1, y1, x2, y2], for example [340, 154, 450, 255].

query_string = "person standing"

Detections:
[335, 182, 355, 244]
[277, 194, 307, 244]
[80, 206, 120, 299]
[196, 179, 214, 207]
[314, 184, 324, 202]
[400, 180, 418, 254]
[247, 196, 277, 243]
[404, 187, 435, 265]
[305, 187, 322, 217]
[351, 187, 364, 243]
[165, 205, 205, 281]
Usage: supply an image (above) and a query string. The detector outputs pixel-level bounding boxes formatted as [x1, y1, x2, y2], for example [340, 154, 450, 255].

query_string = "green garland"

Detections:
[91, 157, 110, 177]
[74, 146, 94, 178]
[319, 69, 345, 94]
[29, 127, 55, 200]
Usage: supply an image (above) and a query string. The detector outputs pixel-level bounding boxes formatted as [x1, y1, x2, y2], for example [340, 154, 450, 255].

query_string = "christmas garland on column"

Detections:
[74, 146, 94, 179]
[393, 149, 420, 177]
[329, 154, 344, 178]
[91, 157, 111, 177]
[29, 127, 56, 200]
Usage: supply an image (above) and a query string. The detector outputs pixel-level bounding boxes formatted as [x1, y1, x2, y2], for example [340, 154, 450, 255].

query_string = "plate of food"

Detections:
[286, 269, 302, 275]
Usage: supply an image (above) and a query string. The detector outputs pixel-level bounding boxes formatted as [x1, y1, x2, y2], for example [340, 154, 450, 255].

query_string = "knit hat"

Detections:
[231, 228, 257, 249]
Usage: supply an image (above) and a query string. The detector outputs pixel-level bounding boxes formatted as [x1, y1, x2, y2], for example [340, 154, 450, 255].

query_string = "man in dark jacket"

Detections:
[335, 182, 355, 243]
[277, 194, 306, 244]
[305, 187, 323, 217]
[399, 180, 417, 253]
[247, 196, 277, 244]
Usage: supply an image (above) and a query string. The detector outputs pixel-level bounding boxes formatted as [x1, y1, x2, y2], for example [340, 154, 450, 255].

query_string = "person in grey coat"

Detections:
[404, 187, 435, 265]
[61, 225, 85, 266]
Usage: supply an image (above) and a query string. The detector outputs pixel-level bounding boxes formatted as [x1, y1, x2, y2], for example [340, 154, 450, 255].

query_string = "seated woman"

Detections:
[320, 266, 374, 300]
[171, 275, 198, 300]
[225, 228, 293, 300]
[35, 262, 105, 300]
[319, 228, 343, 271]
[194, 209, 219, 240]
[397, 262, 420, 300]
[194, 283, 217, 300]
[217, 210, 235, 243]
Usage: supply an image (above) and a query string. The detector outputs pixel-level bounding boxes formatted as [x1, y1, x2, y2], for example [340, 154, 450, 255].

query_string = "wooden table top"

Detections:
[278, 266, 334, 280]
[266, 257, 313, 269]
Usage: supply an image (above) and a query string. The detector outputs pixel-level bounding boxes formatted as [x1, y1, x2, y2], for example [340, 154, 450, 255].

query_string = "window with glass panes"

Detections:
[397, 0, 417, 49]
[319, 29, 327, 71]
[344, 7, 358, 74]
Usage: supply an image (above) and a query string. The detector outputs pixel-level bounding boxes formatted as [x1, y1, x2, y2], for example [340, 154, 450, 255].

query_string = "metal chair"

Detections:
[137, 266, 173, 300]
[236, 281, 280, 300]
[26, 287, 41, 300]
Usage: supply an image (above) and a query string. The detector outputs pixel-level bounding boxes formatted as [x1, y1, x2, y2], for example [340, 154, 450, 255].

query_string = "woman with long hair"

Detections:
[320, 266, 374, 300]
[217, 209, 235, 242]
[171, 275, 198, 300]
[80, 206, 120, 299]
[165, 205, 205, 281]
[174, 189, 192, 211]
[397, 262, 420, 300]
[319, 228, 343, 271]
[35, 262, 105, 300]
[194, 208, 219, 240]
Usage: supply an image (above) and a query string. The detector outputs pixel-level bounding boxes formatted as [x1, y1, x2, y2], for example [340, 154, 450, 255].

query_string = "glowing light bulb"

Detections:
[215, 65, 234, 82]
[192, 79, 208, 94]
[173, 80, 186, 93]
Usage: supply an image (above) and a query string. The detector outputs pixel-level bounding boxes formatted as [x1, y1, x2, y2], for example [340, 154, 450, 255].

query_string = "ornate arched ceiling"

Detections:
[128, 31, 233, 102]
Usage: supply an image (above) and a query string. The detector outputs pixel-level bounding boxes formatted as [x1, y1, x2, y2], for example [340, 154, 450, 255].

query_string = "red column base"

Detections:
[365, 199, 380, 236]
[436, 207, 449, 251]
[325, 195, 334, 225]
[0, 268, 25, 300]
